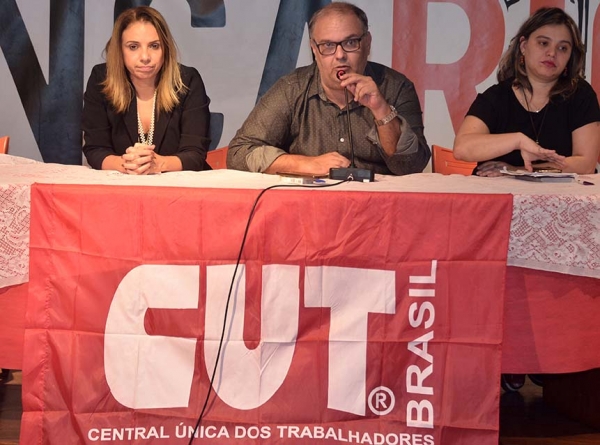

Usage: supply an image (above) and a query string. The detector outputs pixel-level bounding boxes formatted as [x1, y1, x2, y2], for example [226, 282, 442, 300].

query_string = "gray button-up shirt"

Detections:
[227, 62, 430, 176]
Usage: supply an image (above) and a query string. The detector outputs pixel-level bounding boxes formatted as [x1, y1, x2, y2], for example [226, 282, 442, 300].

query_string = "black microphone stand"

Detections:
[329, 72, 374, 182]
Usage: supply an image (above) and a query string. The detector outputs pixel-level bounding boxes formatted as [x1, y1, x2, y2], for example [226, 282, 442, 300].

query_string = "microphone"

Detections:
[328, 70, 374, 182]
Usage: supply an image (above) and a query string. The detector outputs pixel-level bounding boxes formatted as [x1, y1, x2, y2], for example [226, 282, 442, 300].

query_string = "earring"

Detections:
[563, 66, 568, 77]
[520, 54, 524, 66]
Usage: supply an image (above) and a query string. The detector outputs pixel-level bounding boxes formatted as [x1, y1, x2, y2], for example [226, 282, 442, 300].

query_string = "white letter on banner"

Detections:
[204, 264, 299, 410]
[407, 400, 434, 428]
[305, 266, 396, 415]
[105, 265, 199, 409]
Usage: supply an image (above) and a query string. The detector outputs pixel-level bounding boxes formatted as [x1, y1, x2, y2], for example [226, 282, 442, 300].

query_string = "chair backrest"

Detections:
[0, 136, 9, 155]
[431, 144, 476, 176]
[206, 146, 228, 170]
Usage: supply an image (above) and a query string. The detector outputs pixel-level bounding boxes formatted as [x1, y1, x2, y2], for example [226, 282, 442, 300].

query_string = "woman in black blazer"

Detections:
[83, 6, 211, 173]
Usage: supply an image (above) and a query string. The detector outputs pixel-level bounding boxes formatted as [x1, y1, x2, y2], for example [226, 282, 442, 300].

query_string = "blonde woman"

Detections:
[83, 6, 211, 173]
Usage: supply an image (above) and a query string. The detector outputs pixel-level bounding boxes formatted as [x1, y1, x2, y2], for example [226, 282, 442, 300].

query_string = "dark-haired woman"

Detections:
[454, 7, 600, 176]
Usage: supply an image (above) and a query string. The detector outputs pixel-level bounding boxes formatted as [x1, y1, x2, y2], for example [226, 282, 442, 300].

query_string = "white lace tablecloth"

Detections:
[0, 183, 30, 286]
[509, 194, 600, 277]
[1, 154, 600, 288]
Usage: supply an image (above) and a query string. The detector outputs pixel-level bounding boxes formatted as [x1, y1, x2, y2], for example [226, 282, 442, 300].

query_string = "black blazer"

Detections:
[82, 63, 211, 171]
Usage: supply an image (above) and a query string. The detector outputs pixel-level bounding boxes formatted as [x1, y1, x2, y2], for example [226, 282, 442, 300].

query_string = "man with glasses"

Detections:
[227, 2, 430, 176]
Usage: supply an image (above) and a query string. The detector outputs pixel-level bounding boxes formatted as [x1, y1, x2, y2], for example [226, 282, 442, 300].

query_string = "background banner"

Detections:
[22, 183, 512, 444]
[0, 0, 597, 167]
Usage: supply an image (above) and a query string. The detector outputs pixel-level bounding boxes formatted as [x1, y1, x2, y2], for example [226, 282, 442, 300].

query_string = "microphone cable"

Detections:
[188, 179, 348, 444]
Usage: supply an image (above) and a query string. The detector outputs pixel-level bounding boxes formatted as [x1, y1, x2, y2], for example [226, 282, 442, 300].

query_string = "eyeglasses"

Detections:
[312, 34, 366, 56]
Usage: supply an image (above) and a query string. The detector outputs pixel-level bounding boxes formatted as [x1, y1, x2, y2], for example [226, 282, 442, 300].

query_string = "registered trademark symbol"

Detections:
[368, 386, 395, 415]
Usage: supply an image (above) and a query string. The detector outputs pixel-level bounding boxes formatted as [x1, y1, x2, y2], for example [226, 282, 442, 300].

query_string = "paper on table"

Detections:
[500, 167, 576, 182]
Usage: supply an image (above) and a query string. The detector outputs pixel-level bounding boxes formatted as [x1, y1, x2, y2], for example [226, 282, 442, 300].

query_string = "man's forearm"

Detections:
[376, 117, 402, 157]
[264, 154, 307, 174]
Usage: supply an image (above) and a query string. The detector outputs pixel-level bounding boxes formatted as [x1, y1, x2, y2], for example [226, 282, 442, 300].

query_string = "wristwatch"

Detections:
[374, 105, 398, 126]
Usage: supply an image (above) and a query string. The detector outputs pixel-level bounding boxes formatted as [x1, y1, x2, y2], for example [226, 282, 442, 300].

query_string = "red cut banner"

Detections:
[21, 183, 512, 445]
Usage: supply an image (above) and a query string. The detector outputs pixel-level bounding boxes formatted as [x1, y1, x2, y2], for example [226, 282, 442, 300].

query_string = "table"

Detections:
[1, 155, 600, 443]
[2, 155, 600, 373]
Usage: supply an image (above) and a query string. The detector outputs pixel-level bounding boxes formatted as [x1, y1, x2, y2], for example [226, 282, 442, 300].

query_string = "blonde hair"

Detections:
[102, 6, 185, 114]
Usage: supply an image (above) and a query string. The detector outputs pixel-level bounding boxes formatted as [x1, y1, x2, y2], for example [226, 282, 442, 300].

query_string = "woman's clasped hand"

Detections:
[121, 143, 161, 174]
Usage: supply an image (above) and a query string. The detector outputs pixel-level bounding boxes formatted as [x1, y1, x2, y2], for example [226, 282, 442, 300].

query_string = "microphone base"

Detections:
[329, 167, 374, 183]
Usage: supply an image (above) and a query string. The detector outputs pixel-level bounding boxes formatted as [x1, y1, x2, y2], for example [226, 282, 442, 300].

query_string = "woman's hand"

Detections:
[475, 161, 515, 177]
[518, 137, 567, 171]
[122, 143, 160, 175]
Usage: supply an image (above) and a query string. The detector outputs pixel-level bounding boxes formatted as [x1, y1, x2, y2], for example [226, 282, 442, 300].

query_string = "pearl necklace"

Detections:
[137, 90, 157, 146]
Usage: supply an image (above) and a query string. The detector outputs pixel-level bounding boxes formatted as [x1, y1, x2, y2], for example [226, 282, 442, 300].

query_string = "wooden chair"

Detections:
[431, 144, 476, 176]
[0, 136, 9, 154]
[206, 146, 228, 170]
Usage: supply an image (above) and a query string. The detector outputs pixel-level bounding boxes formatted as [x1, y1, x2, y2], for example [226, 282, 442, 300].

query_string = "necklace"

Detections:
[522, 89, 549, 144]
[137, 90, 157, 146]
